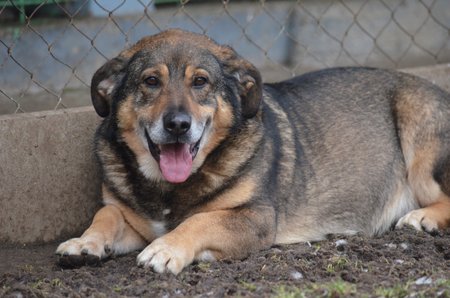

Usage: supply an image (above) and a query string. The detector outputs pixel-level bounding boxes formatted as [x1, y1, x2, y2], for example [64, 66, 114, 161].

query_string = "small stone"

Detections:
[415, 276, 432, 285]
[271, 248, 282, 254]
[335, 239, 348, 247]
[385, 243, 397, 249]
[290, 270, 303, 280]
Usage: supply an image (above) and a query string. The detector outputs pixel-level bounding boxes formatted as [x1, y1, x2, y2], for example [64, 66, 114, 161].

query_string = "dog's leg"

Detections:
[56, 204, 147, 262]
[137, 206, 275, 275]
[396, 148, 450, 231]
[396, 198, 450, 231]
[393, 88, 450, 232]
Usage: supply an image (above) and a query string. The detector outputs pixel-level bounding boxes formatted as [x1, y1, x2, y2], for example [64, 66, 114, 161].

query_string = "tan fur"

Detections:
[393, 86, 450, 231]
[56, 203, 146, 258]
[141, 65, 170, 82]
[96, 139, 134, 198]
[195, 95, 234, 166]
[102, 185, 158, 242]
[184, 65, 196, 85]
[83, 205, 125, 245]
[408, 146, 442, 206]
[116, 97, 165, 182]
[397, 195, 450, 231]
[395, 90, 443, 206]
[196, 175, 257, 213]
[117, 95, 137, 131]
[137, 207, 274, 274]
[200, 116, 262, 182]
[139, 92, 170, 123]
[423, 198, 450, 229]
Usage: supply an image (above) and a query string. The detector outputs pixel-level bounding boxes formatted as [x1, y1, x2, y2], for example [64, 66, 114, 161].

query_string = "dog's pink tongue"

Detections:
[159, 143, 193, 183]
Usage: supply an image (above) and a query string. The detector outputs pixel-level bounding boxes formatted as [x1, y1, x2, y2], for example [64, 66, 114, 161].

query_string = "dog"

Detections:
[56, 29, 450, 274]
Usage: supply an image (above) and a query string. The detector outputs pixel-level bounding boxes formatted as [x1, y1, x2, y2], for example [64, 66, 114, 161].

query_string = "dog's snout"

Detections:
[163, 111, 192, 136]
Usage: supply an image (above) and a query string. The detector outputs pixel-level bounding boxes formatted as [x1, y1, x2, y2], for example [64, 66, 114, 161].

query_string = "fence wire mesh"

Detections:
[0, 0, 449, 115]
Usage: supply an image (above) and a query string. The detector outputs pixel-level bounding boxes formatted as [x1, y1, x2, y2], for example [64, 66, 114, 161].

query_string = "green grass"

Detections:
[21, 264, 34, 273]
[326, 256, 350, 273]
[264, 278, 450, 298]
[435, 278, 450, 287]
[31, 279, 44, 289]
[375, 284, 410, 298]
[112, 285, 122, 293]
[239, 280, 257, 292]
[50, 278, 63, 287]
[196, 262, 211, 271]
[273, 280, 357, 298]
[375, 278, 450, 298]
[273, 285, 305, 298]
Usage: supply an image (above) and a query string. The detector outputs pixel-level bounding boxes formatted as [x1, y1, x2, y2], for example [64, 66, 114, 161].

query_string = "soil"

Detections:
[1, 226, 449, 298]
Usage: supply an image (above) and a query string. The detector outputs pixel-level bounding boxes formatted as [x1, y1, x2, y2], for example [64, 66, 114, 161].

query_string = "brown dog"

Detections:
[56, 29, 450, 274]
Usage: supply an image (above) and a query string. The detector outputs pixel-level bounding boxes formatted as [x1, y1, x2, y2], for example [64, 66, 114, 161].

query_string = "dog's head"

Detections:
[91, 29, 262, 184]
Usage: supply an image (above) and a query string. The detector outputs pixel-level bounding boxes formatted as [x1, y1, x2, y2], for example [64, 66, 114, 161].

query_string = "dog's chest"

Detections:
[131, 183, 199, 228]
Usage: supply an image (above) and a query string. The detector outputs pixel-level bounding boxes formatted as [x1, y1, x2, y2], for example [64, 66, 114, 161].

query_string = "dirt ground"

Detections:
[1, 226, 449, 298]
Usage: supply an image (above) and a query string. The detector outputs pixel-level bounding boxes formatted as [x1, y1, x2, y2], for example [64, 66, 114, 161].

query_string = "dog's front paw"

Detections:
[395, 209, 438, 232]
[136, 237, 194, 275]
[56, 236, 112, 268]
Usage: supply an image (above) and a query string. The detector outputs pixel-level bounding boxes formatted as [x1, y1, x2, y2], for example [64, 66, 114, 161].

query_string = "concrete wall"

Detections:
[0, 107, 101, 245]
[0, 64, 449, 246]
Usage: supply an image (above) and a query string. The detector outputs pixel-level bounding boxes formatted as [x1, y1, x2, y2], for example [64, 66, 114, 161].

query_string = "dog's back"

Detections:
[257, 68, 450, 243]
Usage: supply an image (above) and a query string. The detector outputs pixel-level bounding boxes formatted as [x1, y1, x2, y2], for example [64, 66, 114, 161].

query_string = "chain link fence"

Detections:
[1, 0, 449, 115]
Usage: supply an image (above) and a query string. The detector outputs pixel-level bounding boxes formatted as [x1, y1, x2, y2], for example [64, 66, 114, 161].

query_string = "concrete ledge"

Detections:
[0, 107, 101, 245]
[0, 64, 449, 246]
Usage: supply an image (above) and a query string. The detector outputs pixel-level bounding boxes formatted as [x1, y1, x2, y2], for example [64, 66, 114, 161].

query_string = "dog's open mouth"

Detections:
[144, 130, 201, 183]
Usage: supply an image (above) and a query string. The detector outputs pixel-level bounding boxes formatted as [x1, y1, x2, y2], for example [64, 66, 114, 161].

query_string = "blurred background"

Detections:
[0, 0, 449, 115]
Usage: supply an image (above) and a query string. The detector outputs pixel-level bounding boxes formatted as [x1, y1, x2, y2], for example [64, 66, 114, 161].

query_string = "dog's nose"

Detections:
[163, 111, 191, 136]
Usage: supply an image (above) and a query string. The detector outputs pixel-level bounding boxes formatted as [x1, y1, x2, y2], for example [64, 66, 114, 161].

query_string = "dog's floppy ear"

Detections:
[221, 47, 262, 118]
[91, 56, 127, 117]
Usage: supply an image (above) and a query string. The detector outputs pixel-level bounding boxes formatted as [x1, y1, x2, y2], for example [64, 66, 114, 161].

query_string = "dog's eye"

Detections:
[144, 76, 159, 87]
[193, 76, 208, 88]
